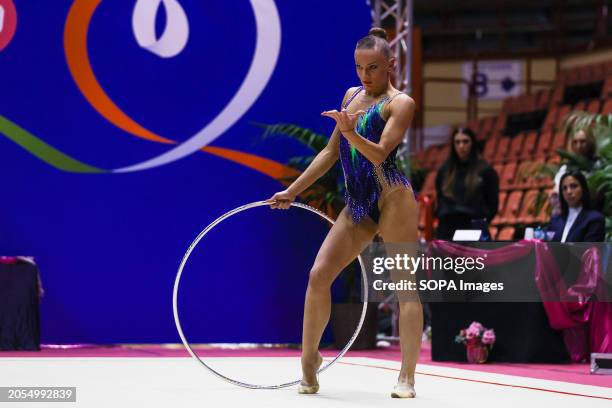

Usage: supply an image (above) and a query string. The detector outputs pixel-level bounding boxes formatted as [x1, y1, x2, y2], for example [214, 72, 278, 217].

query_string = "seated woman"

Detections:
[547, 171, 605, 242]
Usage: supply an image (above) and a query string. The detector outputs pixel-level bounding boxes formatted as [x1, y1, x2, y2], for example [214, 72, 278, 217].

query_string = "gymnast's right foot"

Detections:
[298, 352, 323, 394]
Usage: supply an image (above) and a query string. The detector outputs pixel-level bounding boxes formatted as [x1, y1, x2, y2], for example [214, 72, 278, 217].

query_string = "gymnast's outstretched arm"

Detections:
[268, 88, 356, 209]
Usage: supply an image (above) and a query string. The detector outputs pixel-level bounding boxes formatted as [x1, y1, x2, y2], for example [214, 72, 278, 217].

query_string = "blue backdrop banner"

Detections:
[0, 0, 371, 343]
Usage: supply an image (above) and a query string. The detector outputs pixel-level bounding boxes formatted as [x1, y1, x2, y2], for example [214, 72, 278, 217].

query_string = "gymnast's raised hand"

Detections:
[321, 109, 365, 133]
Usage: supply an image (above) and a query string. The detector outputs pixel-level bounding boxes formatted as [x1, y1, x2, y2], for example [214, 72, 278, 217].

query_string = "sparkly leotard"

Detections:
[339, 86, 412, 224]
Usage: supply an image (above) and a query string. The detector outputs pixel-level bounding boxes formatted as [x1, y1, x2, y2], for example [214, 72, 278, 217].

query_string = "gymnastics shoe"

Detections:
[391, 380, 416, 398]
[298, 352, 322, 394]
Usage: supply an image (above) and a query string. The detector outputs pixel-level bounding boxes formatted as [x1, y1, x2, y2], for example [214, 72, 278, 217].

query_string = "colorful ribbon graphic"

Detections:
[0, 1, 295, 180]
[0, 0, 17, 52]
[132, 0, 189, 58]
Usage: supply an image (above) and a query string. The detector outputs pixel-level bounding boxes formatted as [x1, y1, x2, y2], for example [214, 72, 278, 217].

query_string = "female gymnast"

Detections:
[269, 27, 421, 398]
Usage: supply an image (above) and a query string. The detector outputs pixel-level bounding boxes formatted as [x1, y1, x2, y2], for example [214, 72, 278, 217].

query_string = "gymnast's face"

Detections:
[561, 176, 583, 208]
[354, 48, 392, 93]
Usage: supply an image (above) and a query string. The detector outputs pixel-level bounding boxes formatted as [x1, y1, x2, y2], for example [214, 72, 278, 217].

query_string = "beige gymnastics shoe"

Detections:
[391, 380, 416, 398]
[298, 352, 323, 394]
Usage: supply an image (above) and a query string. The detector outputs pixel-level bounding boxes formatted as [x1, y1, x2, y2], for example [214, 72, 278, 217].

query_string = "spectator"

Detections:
[435, 128, 499, 240]
[551, 128, 603, 215]
[547, 171, 605, 242]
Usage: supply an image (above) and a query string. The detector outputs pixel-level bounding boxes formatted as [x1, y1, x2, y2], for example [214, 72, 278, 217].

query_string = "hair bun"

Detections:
[368, 27, 388, 41]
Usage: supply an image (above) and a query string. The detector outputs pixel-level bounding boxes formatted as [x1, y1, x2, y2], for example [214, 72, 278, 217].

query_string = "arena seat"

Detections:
[519, 131, 538, 160]
[517, 189, 541, 224]
[493, 137, 510, 163]
[497, 226, 516, 241]
[534, 130, 553, 159]
[508, 132, 525, 161]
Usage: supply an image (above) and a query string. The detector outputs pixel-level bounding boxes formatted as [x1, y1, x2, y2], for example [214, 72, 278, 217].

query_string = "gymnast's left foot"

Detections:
[391, 376, 416, 398]
[298, 352, 323, 394]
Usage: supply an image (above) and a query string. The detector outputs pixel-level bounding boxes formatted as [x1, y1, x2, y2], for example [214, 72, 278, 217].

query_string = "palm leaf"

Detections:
[555, 149, 594, 171]
[252, 122, 329, 153]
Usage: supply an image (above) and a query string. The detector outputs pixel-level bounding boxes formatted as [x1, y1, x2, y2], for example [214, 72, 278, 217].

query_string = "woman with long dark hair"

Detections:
[547, 171, 605, 242]
[434, 128, 499, 240]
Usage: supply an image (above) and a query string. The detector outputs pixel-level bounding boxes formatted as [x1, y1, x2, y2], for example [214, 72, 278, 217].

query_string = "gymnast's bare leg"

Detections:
[377, 184, 422, 397]
[300, 206, 378, 388]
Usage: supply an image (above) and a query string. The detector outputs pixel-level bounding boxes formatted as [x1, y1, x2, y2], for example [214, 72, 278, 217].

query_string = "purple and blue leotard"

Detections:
[339, 86, 412, 224]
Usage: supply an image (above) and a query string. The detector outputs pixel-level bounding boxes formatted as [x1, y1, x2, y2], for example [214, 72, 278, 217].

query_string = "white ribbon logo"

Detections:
[115, 0, 281, 172]
[132, 0, 189, 58]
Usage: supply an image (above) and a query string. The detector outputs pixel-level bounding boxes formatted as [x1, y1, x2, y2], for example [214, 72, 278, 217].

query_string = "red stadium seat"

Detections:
[555, 104, 572, 128]
[483, 137, 499, 162]
[498, 190, 524, 224]
[489, 226, 498, 240]
[514, 161, 535, 189]
[535, 130, 553, 158]
[500, 162, 518, 191]
[491, 191, 508, 226]
[587, 99, 601, 114]
[550, 84, 564, 106]
[519, 131, 538, 160]
[508, 132, 525, 161]
[535, 190, 553, 223]
[493, 137, 510, 163]
[549, 131, 567, 160]
[497, 226, 516, 241]
[573, 100, 587, 112]
[517, 189, 541, 224]
[542, 106, 559, 131]
[602, 98, 612, 114]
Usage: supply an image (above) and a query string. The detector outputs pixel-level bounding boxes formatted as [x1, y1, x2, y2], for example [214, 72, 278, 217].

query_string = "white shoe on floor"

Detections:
[298, 352, 322, 395]
[297, 380, 319, 394]
[391, 381, 416, 398]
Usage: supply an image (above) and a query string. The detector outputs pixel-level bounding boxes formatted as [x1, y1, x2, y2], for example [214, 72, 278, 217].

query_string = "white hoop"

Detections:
[172, 200, 369, 389]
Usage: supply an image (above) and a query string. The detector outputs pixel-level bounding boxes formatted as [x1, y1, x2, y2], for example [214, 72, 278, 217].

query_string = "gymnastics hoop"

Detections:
[172, 200, 369, 389]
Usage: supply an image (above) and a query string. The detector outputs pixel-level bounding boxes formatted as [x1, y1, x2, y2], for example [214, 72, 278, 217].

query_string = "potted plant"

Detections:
[454, 321, 496, 363]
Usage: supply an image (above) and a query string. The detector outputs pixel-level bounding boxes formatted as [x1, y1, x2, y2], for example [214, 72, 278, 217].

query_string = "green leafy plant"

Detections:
[255, 122, 345, 219]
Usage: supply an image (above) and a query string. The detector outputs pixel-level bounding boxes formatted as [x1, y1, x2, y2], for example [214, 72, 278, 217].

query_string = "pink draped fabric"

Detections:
[428, 240, 612, 362]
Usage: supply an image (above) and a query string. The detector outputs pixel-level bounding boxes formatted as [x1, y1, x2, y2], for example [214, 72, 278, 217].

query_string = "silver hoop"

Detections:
[172, 200, 369, 389]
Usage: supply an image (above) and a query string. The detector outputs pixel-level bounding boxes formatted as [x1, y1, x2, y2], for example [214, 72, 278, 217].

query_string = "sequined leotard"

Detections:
[339, 86, 412, 224]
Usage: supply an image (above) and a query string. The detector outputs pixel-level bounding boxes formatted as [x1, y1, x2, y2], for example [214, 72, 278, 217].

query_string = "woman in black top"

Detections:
[435, 128, 499, 240]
